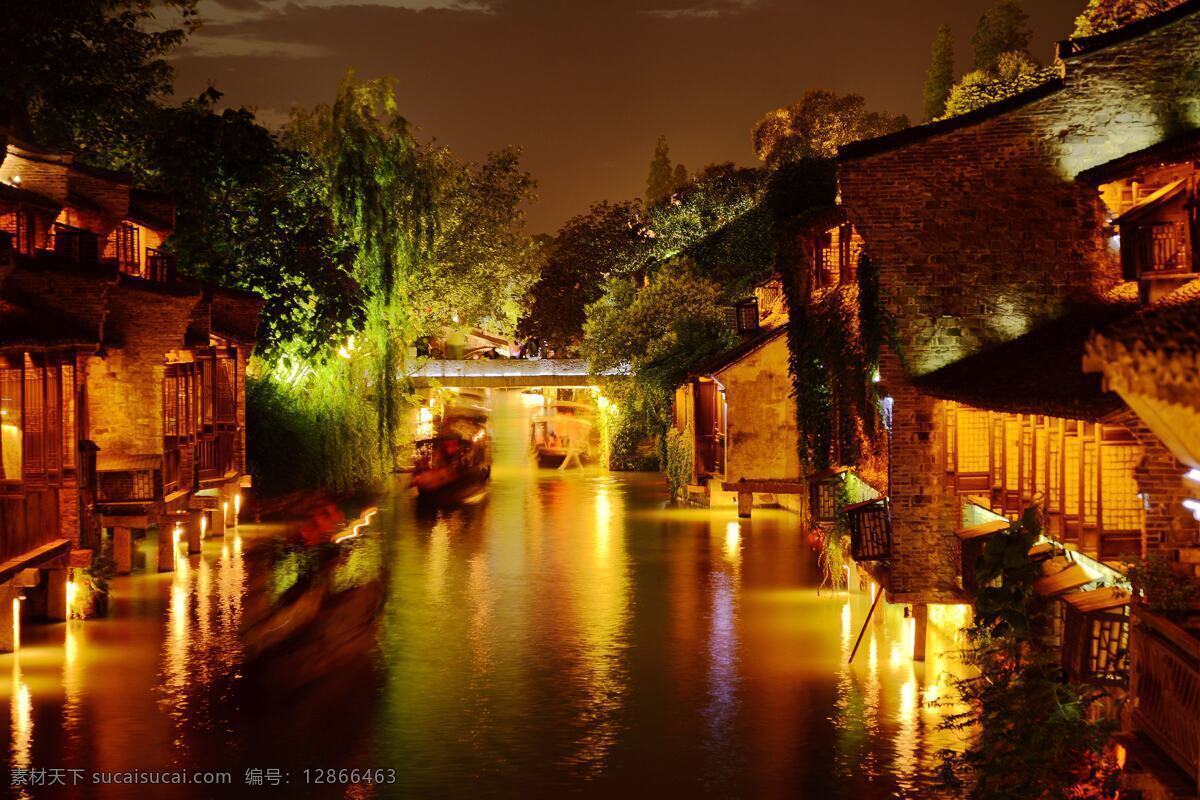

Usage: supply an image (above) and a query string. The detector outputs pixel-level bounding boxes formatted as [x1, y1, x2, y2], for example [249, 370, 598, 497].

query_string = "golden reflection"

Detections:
[565, 478, 630, 778]
[723, 520, 741, 564]
[62, 621, 83, 737]
[10, 657, 32, 775]
[426, 519, 450, 599]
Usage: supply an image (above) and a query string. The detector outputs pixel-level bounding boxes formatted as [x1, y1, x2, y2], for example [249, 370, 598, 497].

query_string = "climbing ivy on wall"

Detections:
[665, 427, 694, 501]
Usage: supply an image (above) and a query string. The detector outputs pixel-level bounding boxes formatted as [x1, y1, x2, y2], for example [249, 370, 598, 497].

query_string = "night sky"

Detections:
[174, 0, 1085, 232]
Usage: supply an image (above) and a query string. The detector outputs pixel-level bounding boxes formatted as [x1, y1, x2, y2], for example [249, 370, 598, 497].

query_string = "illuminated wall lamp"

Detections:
[1183, 498, 1200, 522]
[1184, 468, 1200, 485]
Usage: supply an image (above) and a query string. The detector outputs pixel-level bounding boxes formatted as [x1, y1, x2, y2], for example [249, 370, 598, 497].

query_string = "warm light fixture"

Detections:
[1185, 468, 1200, 484]
[1183, 498, 1200, 522]
[10, 175, 20, 185]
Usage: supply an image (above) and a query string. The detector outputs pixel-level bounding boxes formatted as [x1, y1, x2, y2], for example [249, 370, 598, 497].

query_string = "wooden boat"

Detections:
[241, 534, 385, 698]
[530, 400, 598, 468]
[411, 404, 493, 499]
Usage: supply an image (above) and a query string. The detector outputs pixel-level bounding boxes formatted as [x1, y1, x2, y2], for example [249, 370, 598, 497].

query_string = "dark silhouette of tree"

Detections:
[0, 0, 197, 168]
[971, 0, 1031, 70]
[645, 135, 678, 205]
[923, 24, 956, 121]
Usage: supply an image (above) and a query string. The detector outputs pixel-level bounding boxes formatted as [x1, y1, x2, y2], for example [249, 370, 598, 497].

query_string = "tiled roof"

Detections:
[0, 182, 61, 211]
[1076, 128, 1200, 185]
[0, 296, 98, 350]
[914, 303, 1137, 420]
[694, 324, 788, 378]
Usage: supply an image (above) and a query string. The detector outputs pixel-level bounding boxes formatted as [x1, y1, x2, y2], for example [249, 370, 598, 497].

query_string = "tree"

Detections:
[1073, 0, 1185, 36]
[937, 510, 1122, 799]
[971, 0, 1031, 69]
[672, 163, 689, 193]
[942, 50, 1056, 118]
[0, 0, 198, 168]
[582, 265, 736, 432]
[923, 24, 956, 121]
[290, 74, 441, 454]
[518, 200, 643, 353]
[646, 135, 677, 205]
[752, 90, 908, 168]
[140, 90, 361, 360]
[417, 146, 541, 338]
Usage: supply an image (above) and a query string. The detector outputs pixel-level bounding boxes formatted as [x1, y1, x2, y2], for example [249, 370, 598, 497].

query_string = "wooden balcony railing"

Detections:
[144, 248, 176, 283]
[197, 430, 236, 479]
[845, 497, 892, 561]
[1129, 606, 1200, 791]
[96, 454, 163, 504]
[50, 223, 101, 264]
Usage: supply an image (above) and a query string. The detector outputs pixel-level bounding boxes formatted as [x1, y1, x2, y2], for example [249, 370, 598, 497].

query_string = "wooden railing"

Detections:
[845, 497, 892, 560]
[696, 434, 725, 478]
[144, 248, 176, 283]
[197, 430, 235, 479]
[1130, 606, 1200, 791]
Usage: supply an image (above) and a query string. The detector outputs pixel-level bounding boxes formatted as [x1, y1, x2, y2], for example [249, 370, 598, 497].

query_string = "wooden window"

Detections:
[177, 371, 189, 438]
[61, 362, 75, 469]
[1048, 424, 1063, 513]
[0, 367, 21, 481]
[108, 222, 140, 274]
[1100, 443, 1142, 532]
[201, 357, 214, 426]
[1034, 424, 1048, 500]
[1064, 434, 1082, 520]
[0, 210, 34, 256]
[1083, 438, 1099, 527]
[164, 374, 179, 438]
[956, 409, 990, 474]
[23, 354, 44, 482]
[216, 357, 236, 424]
[44, 360, 60, 474]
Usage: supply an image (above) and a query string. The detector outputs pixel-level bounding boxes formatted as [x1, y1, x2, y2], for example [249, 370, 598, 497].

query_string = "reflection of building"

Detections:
[798, 4, 1200, 792]
[672, 277, 804, 514]
[0, 133, 261, 649]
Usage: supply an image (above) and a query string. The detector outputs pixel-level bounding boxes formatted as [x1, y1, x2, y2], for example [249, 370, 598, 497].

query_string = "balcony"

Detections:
[845, 497, 892, 561]
[95, 454, 162, 506]
[49, 223, 101, 264]
[197, 430, 236, 481]
[144, 247, 176, 283]
[1129, 606, 1200, 792]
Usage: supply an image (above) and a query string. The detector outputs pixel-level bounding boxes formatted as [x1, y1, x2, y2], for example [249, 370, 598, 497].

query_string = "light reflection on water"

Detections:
[0, 390, 967, 798]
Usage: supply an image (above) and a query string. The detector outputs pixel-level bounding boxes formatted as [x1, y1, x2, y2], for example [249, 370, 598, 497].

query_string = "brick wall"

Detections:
[87, 284, 201, 457]
[837, 7, 1200, 600]
[719, 333, 801, 486]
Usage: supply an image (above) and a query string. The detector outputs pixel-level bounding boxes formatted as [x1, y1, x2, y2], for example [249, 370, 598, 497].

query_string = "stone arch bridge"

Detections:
[408, 359, 627, 389]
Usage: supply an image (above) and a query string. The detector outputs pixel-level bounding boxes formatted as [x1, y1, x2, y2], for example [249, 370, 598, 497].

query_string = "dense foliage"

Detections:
[923, 24, 956, 121]
[937, 509, 1121, 800]
[1073, 0, 1187, 36]
[0, 0, 198, 165]
[942, 51, 1058, 118]
[970, 0, 1032, 69]
[752, 90, 908, 168]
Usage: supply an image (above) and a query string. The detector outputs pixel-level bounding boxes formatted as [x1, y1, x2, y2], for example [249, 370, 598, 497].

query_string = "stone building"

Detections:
[0, 134, 261, 650]
[671, 277, 805, 514]
[824, 2, 1200, 791]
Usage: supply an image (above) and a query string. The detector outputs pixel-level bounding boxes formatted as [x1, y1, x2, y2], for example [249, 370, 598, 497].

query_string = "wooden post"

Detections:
[186, 511, 203, 555]
[913, 603, 929, 662]
[737, 492, 752, 519]
[157, 525, 177, 572]
[0, 583, 16, 653]
[208, 506, 225, 537]
[114, 526, 134, 575]
[46, 569, 68, 621]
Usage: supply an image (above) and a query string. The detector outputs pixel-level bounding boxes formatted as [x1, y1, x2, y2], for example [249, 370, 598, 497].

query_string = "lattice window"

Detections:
[216, 357, 236, 423]
[1035, 426, 1048, 499]
[1021, 421, 1034, 497]
[956, 409, 990, 474]
[991, 418, 1005, 490]
[61, 363, 75, 469]
[177, 371, 189, 437]
[0, 368, 21, 481]
[1048, 431, 1062, 513]
[44, 361, 59, 474]
[23, 354, 44, 481]
[819, 228, 840, 287]
[1088, 613, 1129, 680]
[1101, 444, 1142, 531]
[1064, 436, 1082, 518]
[1004, 419, 1021, 493]
[944, 405, 957, 472]
[0, 211, 34, 256]
[164, 375, 179, 437]
[1083, 440, 1098, 526]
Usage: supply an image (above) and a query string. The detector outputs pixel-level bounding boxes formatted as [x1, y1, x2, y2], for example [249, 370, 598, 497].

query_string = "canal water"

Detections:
[1, 391, 967, 799]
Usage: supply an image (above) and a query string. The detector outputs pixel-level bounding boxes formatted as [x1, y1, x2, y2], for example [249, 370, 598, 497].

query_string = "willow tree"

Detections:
[291, 74, 439, 459]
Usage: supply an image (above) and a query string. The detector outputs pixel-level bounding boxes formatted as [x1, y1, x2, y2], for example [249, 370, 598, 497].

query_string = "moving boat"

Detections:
[530, 400, 598, 468]
[411, 404, 493, 500]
